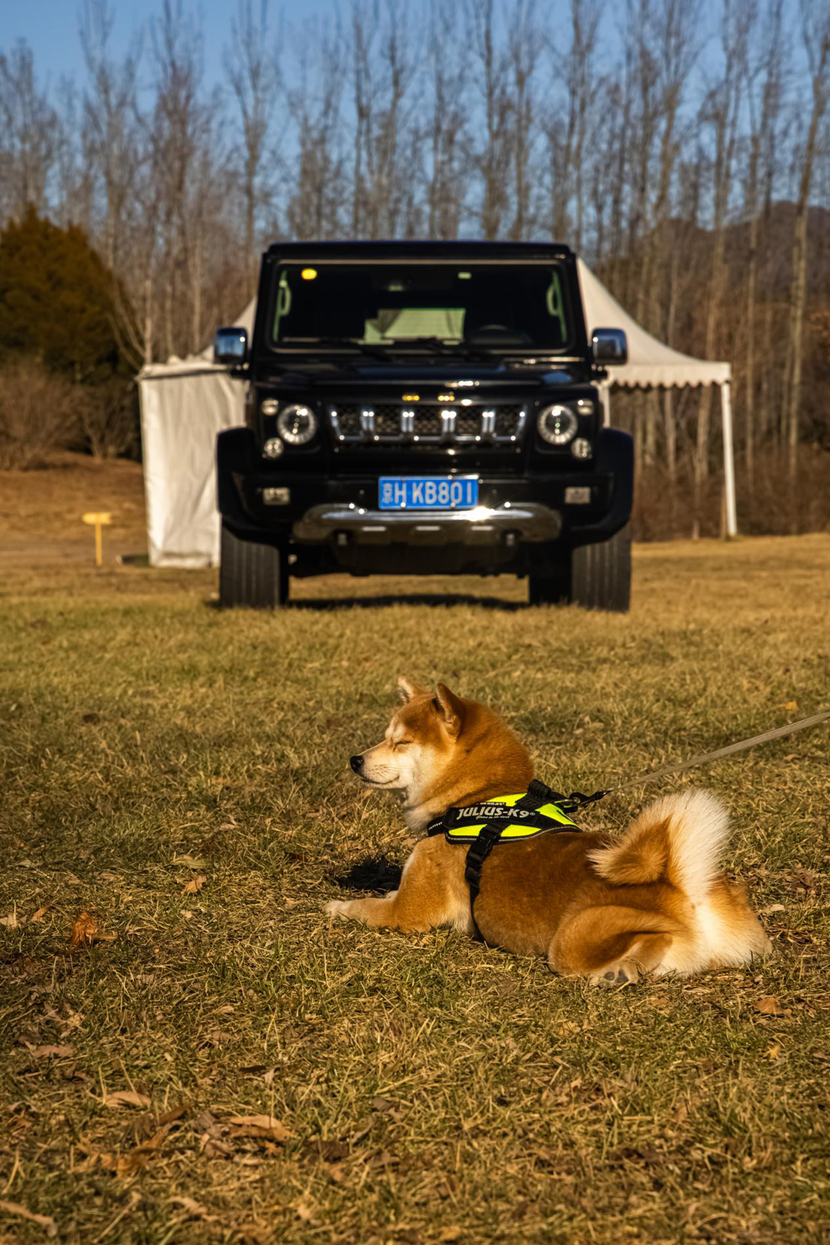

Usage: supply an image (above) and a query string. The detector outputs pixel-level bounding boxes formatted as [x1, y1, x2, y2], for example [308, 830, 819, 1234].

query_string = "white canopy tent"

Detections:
[576, 259, 736, 536]
[137, 264, 735, 568]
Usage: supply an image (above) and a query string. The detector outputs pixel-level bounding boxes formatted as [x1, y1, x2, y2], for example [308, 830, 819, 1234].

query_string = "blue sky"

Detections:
[7, 0, 808, 125]
[6, 0, 331, 91]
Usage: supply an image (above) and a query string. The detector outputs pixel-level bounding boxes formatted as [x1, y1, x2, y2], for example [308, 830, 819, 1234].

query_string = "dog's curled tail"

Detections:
[587, 788, 730, 904]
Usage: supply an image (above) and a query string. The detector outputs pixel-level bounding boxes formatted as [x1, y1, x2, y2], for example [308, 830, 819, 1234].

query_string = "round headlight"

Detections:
[276, 404, 318, 446]
[537, 405, 578, 445]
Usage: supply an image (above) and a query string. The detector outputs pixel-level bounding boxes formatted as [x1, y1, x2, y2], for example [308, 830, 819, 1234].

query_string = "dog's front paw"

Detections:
[324, 898, 352, 920]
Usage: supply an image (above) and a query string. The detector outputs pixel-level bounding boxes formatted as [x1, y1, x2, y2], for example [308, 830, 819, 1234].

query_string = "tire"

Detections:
[571, 523, 631, 613]
[528, 524, 631, 612]
[219, 521, 288, 608]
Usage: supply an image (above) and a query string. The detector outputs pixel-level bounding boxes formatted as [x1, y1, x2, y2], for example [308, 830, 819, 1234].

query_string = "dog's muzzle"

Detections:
[350, 754, 365, 774]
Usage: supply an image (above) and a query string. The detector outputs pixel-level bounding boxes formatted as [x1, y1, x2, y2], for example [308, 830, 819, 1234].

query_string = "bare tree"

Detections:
[466, 0, 512, 240]
[79, 0, 142, 271]
[0, 43, 59, 220]
[742, 0, 784, 490]
[286, 20, 347, 240]
[692, 0, 747, 534]
[425, 1, 469, 239]
[506, 0, 540, 240]
[784, 0, 830, 485]
[225, 0, 279, 278]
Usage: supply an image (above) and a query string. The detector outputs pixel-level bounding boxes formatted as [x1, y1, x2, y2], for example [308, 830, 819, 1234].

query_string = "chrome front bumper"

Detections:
[292, 503, 561, 546]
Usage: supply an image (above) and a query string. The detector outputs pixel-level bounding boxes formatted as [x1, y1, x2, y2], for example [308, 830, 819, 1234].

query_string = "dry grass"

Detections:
[1, 524, 829, 1244]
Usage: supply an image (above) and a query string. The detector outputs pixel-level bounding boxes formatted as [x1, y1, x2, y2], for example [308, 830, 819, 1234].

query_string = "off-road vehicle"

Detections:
[214, 241, 632, 609]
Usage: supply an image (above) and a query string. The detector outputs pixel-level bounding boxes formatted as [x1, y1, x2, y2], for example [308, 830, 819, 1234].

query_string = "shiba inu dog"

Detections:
[325, 678, 772, 982]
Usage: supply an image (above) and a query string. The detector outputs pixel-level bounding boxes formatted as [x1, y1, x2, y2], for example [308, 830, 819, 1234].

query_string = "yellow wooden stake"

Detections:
[82, 512, 113, 567]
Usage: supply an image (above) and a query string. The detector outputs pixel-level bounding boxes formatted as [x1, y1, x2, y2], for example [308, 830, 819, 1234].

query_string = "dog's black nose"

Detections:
[350, 754, 364, 774]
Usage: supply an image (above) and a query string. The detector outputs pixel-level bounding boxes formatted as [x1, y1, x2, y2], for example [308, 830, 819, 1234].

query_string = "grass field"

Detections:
[1, 522, 829, 1244]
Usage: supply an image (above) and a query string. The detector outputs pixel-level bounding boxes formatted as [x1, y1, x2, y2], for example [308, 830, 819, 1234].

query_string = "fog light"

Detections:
[262, 487, 290, 505]
[263, 437, 284, 459]
[261, 398, 279, 416]
[571, 437, 592, 460]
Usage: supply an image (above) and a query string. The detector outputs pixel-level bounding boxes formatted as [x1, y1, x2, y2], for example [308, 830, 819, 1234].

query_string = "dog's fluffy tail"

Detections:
[588, 788, 729, 904]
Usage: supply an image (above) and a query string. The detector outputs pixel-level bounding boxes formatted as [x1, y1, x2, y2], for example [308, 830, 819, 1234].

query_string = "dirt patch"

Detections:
[0, 452, 147, 566]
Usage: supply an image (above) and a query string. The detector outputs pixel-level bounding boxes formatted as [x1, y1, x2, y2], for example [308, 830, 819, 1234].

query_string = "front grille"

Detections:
[329, 403, 527, 445]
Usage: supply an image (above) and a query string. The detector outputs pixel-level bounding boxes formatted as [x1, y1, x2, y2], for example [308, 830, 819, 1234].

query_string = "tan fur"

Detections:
[327, 681, 772, 982]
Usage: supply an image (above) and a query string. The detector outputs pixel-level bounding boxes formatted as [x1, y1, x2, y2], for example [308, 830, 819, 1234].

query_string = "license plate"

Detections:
[378, 476, 479, 510]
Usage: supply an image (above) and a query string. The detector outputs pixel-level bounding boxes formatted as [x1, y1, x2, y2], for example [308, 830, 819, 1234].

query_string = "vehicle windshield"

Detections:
[269, 262, 572, 352]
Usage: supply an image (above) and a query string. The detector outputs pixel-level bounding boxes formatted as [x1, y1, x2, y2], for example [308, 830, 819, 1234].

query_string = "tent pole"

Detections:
[599, 383, 612, 427]
[720, 381, 738, 537]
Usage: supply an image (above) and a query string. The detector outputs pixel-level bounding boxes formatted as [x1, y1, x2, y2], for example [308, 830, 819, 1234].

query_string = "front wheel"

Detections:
[528, 524, 631, 612]
[571, 524, 631, 612]
[219, 521, 288, 608]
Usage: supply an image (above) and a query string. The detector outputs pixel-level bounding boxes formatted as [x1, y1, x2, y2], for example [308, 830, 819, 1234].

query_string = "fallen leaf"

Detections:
[438, 1228, 463, 1242]
[371, 1096, 395, 1113]
[759, 903, 785, 915]
[105, 1090, 151, 1109]
[227, 1114, 292, 1142]
[0, 1199, 57, 1238]
[0, 912, 20, 928]
[156, 1103, 189, 1127]
[789, 868, 820, 893]
[754, 996, 785, 1015]
[762, 1043, 782, 1061]
[205, 1030, 234, 1046]
[30, 907, 49, 923]
[134, 1123, 174, 1154]
[200, 1136, 234, 1159]
[182, 875, 206, 895]
[174, 855, 208, 870]
[295, 1202, 316, 1223]
[25, 1043, 74, 1059]
[169, 1196, 212, 1219]
[70, 911, 116, 947]
[76, 1150, 148, 1176]
[191, 1109, 216, 1132]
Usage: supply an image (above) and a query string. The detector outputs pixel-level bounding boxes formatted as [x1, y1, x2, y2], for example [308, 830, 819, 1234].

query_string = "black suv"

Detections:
[214, 241, 633, 610]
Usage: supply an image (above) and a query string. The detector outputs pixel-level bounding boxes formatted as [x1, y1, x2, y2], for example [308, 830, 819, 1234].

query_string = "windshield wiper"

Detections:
[287, 337, 392, 362]
[384, 336, 492, 361]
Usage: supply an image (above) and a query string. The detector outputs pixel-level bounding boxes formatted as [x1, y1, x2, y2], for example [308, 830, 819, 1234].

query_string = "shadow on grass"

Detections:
[291, 592, 528, 612]
[330, 855, 404, 893]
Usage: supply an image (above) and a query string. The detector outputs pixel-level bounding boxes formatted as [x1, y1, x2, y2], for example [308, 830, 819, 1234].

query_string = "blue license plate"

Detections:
[379, 476, 479, 510]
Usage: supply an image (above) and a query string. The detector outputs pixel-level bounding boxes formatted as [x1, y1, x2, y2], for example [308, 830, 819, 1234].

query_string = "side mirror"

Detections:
[214, 326, 248, 366]
[591, 328, 627, 366]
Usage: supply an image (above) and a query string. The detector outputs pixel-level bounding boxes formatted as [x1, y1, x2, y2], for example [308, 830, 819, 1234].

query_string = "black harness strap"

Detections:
[427, 779, 603, 941]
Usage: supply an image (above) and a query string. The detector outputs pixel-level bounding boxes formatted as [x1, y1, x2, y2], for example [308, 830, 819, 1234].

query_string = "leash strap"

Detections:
[610, 708, 830, 792]
[546, 707, 830, 813]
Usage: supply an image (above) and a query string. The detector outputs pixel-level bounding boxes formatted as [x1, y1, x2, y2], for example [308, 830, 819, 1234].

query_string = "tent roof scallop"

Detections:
[577, 259, 730, 389]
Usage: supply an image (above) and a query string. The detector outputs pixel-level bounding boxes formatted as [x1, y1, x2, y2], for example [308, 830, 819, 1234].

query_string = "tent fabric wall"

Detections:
[138, 300, 255, 568]
[140, 367, 244, 567]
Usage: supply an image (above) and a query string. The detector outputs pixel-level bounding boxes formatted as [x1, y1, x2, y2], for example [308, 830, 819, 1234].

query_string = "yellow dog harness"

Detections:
[426, 779, 584, 937]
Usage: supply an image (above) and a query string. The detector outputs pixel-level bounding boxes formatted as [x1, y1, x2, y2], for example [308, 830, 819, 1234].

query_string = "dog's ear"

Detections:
[434, 683, 464, 739]
[397, 675, 425, 703]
